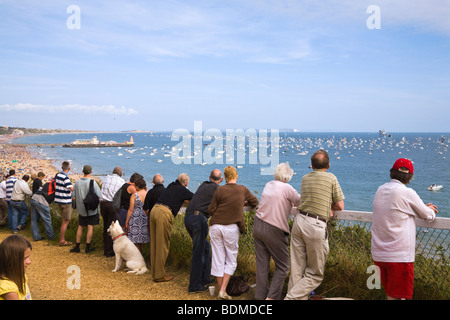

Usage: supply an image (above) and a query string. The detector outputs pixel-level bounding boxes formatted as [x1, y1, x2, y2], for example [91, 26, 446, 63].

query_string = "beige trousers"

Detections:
[285, 214, 329, 300]
[149, 205, 174, 280]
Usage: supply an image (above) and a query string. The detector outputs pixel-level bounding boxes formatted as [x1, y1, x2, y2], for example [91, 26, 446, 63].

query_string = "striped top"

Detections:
[298, 170, 345, 221]
[55, 171, 73, 204]
[5, 176, 18, 202]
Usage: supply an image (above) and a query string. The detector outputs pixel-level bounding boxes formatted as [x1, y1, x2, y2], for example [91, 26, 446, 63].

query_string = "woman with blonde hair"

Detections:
[0, 235, 32, 300]
[208, 166, 259, 300]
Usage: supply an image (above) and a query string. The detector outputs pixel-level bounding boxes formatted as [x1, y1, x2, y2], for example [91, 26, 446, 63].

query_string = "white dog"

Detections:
[107, 220, 148, 275]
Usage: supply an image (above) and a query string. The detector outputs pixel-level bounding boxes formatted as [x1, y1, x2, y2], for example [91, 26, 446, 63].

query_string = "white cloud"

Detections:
[0, 103, 138, 115]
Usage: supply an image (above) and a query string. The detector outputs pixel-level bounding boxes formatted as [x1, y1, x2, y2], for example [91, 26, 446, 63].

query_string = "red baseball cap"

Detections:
[392, 158, 414, 174]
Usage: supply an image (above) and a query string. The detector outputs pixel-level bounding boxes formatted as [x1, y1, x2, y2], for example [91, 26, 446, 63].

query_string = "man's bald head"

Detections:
[209, 169, 223, 184]
[311, 150, 330, 170]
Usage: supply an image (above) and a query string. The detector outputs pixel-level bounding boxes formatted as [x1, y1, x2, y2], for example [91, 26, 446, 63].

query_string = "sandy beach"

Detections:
[0, 142, 58, 180]
[0, 134, 91, 182]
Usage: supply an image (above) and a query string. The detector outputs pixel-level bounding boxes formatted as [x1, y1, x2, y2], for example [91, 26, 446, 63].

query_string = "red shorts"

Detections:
[374, 261, 414, 299]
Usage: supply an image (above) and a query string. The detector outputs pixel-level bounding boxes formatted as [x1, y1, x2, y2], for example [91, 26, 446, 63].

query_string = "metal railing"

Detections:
[326, 210, 449, 299]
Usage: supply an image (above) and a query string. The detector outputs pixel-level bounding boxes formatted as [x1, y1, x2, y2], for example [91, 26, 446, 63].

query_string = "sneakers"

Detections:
[202, 278, 216, 286]
[217, 291, 232, 300]
[188, 285, 209, 294]
[70, 246, 80, 253]
[85, 246, 96, 253]
[70, 245, 96, 253]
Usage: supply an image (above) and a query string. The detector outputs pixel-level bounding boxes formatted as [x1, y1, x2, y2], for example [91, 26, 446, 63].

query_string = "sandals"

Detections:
[59, 240, 73, 246]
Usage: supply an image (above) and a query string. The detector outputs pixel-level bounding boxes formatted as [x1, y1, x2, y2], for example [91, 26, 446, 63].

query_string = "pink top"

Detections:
[256, 180, 301, 234]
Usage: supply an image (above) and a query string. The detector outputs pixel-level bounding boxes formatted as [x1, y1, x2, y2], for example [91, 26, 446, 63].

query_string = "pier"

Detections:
[6, 143, 65, 147]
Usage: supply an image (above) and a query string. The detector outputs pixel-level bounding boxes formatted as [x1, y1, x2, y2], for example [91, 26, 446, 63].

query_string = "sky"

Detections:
[0, 0, 449, 132]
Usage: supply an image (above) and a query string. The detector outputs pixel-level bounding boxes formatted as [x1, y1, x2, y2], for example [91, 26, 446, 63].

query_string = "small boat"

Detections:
[427, 184, 443, 191]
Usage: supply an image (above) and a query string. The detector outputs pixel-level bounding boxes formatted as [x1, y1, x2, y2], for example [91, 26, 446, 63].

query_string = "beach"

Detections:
[0, 138, 59, 179]
[0, 134, 90, 182]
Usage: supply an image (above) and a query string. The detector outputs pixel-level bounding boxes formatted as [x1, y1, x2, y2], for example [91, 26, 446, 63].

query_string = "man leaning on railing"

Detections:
[371, 158, 438, 300]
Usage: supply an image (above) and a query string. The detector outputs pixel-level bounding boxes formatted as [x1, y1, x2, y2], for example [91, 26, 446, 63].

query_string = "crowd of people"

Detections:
[0, 150, 439, 301]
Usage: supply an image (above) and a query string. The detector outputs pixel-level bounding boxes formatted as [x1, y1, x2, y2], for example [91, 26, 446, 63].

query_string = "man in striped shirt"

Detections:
[285, 150, 345, 300]
[55, 161, 73, 246]
[5, 170, 18, 230]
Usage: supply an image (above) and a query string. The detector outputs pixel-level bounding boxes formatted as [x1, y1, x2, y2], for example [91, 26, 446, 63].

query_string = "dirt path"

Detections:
[0, 229, 239, 300]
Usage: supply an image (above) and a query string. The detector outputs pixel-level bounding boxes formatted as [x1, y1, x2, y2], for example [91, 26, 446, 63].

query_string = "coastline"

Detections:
[0, 134, 87, 182]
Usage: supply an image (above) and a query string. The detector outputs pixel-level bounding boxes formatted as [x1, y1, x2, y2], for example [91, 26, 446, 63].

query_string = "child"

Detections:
[0, 235, 32, 300]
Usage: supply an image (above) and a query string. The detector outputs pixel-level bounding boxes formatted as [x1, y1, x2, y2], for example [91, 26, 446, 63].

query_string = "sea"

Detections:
[11, 131, 450, 218]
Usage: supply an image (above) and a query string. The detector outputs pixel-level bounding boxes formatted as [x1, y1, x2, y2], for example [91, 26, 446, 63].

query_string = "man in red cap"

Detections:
[371, 158, 438, 300]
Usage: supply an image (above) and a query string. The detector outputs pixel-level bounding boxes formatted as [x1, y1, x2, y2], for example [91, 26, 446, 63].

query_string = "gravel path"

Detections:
[0, 229, 245, 300]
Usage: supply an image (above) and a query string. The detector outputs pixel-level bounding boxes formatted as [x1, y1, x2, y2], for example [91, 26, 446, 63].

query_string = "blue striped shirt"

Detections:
[5, 176, 18, 202]
[55, 171, 73, 204]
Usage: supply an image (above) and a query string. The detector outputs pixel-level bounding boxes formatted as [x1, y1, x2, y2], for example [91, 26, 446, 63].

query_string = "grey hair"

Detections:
[273, 162, 294, 183]
[152, 174, 164, 185]
[112, 167, 123, 177]
[177, 173, 190, 185]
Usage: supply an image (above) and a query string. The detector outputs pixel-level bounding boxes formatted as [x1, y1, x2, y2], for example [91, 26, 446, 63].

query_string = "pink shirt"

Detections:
[371, 179, 436, 263]
[256, 180, 301, 234]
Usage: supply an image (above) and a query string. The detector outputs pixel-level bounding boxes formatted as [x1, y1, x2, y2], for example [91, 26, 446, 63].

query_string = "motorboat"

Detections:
[427, 184, 443, 191]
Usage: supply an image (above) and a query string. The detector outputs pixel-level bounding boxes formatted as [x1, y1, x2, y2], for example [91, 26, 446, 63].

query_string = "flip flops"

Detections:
[59, 240, 73, 246]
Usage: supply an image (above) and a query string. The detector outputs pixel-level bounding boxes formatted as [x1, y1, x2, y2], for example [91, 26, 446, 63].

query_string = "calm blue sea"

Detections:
[12, 131, 450, 218]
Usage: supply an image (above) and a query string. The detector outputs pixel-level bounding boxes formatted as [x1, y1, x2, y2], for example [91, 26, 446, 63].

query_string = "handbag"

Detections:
[83, 179, 99, 214]
[226, 276, 249, 296]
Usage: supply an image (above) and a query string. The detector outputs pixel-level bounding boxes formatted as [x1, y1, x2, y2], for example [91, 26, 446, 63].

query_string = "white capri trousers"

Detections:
[210, 223, 240, 277]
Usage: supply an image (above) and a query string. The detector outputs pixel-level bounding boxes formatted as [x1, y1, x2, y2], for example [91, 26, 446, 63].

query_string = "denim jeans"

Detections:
[30, 199, 55, 241]
[7, 202, 13, 229]
[184, 214, 211, 291]
[9, 200, 29, 232]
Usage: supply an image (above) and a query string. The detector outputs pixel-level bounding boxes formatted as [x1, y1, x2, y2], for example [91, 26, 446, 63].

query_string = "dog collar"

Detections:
[113, 233, 126, 241]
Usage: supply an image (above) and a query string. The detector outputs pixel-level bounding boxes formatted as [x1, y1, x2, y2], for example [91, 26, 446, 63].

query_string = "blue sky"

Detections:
[0, 0, 449, 132]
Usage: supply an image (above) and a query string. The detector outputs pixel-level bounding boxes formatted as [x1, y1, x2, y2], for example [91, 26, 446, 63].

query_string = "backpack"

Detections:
[36, 176, 56, 204]
[83, 179, 99, 214]
[112, 183, 125, 213]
